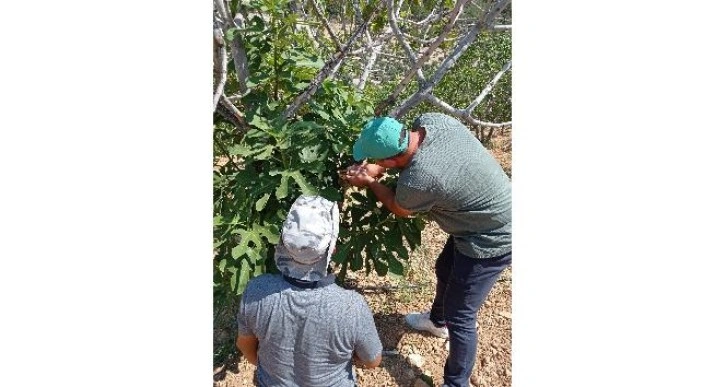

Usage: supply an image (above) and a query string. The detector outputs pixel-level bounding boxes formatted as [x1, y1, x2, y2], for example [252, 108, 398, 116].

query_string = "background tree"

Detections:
[212, 0, 511, 363]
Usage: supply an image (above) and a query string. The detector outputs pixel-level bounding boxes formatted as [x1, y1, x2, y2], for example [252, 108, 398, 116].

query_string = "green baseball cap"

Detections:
[352, 117, 409, 161]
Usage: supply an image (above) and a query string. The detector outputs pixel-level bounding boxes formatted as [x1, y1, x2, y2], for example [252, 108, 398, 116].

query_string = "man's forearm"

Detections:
[367, 180, 413, 218]
[236, 336, 259, 365]
[353, 353, 382, 369]
[241, 348, 258, 366]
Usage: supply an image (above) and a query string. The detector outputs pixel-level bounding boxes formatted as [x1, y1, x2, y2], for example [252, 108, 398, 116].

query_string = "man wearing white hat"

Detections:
[236, 195, 382, 387]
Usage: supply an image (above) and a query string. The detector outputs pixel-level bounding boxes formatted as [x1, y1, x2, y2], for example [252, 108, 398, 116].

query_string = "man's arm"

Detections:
[346, 162, 386, 179]
[367, 180, 413, 218]
[351, 295, 384, 369]
[353, 352, 382, 369]
[345, 172, 413, 218]
[236, 335, 259, 366]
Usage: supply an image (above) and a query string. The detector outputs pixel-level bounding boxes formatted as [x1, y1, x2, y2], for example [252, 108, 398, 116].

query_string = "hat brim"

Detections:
[352, 122, 408, 161]
[274, 243, 330, 282]
[352, 138, 366, 161]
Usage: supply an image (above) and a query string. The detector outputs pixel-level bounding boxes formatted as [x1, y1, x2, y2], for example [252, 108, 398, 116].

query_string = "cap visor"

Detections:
[352, 139, 366, 161]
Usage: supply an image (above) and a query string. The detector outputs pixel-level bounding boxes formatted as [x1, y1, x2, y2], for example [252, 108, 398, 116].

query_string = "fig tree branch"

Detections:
[213, 0, 231, 24]
[385, 0, 426, 76]
[214, 1, 250, 98]
[400, 0, 445, 26]
[422, 93, 511, 128]
[217, 94, 250, 135]
[213, 30, 228, 111]
[229, 14, 250, 97]
[375, 0, 470, 116]
[429, 0, 510, 90]
[308, 0, 343, 52]
[390, 0, 511, 118]
[492, 24, 512, 31]
[357, 30, 380, 91]
[465, 60, 511, 113]
[281, 3, 383, 120]
[290, 0, 319, 48]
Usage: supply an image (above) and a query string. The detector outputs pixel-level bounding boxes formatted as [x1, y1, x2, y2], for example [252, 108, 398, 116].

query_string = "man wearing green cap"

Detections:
[344, 113, 511, 387]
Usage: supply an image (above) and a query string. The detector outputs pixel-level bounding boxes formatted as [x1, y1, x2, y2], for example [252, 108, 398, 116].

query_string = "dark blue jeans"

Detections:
[430, 237, 512, 387]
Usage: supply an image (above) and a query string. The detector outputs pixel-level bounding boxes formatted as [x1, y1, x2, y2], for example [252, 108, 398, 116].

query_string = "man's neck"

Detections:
[282, 275, 318, 289]
[399, 129, 424, 167]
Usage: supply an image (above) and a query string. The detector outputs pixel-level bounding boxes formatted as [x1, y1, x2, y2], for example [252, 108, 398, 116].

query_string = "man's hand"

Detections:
[353, 353, 382, 369]
[346, 162, 386, 179]
[344, 165, 376, 187]
[343, 171, 414, 218]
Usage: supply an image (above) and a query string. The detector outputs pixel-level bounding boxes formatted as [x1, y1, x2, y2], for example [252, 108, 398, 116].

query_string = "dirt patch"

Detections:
[214, 131, 512, 387]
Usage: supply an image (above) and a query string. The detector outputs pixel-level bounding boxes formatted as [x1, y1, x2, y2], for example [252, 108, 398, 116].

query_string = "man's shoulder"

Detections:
[324, 282, 362, 299]
[413, 112, 448, 123]
[246, 273, 283, 287]
[398, 165, 439, 193]
[413, 112, 464, 131]
[322, 283, 370, 311]
[242, 274, 285, 300]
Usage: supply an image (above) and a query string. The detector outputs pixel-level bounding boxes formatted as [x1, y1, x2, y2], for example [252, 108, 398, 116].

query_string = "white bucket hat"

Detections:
[274, 195, 339, 281]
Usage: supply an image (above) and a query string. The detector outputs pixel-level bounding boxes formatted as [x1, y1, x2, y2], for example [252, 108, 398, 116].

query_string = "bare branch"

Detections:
[429, 0, 509, 88]
[400, 0, 445, 26]
[357, 28, 389, 91]
[308, 0, 343, 52]
[229, 14, 250, 96]
[465, 60, 511, 113]
[282, 3, 383, 120]
[423, 93, 511, 128]
[213, 31, 228, 111]
[214, 0, 250, 99]
[216, 94, 250, 135]
[492, 24, 512, 31]
[213, 13, 225, 43]
[349, 29, 393, 56]
[470, 0, 485, 12]
[350, 41, 384, 55]
[373, 0, 430, 115]
[403, 32, 460, 45]
[329, 58, 345, 80]
[214, 0, 231, 24]
[386, 0, 425, 70]
[377, 52, 409, 60]
[390, 0, 511, 117]
[290, 0, 319, 48]
[351, 0, 363, 21]
[483, 0, 512, 27]
[375, 0, 470, 116]
[418, 1, 450, 40]
[220, 95, 245, 124]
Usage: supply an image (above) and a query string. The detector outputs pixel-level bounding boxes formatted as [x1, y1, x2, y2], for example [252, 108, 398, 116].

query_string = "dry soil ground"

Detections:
[213, 130, 512, 387]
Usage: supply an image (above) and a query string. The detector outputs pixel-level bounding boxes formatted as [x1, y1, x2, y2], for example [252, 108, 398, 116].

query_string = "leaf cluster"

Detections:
[214, 0, 424, 306]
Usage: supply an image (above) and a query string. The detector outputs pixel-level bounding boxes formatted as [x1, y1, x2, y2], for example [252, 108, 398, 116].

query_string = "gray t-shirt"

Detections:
[237, 274, 382, 387]
[396, 113, 512, 258]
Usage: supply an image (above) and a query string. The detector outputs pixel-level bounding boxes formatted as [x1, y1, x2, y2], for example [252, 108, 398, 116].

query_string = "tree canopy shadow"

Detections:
[372, 312, 431, 387]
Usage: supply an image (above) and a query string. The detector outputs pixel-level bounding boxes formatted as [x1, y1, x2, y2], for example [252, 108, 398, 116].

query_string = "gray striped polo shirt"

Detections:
[396, 113, 512, 258]
[237, 274, 382, 387]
